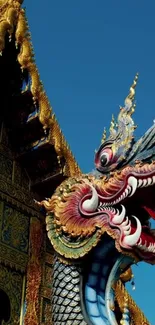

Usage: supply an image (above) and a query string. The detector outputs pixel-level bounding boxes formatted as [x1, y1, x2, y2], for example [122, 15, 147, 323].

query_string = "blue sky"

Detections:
[26, 1, 155, 322]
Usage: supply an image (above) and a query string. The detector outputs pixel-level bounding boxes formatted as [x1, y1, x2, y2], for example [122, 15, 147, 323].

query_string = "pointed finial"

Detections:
[128, 72, 139, 100]
[101, 128, 106, 143]
[99, 73, 139, 160]
[124, 73, 139, 112]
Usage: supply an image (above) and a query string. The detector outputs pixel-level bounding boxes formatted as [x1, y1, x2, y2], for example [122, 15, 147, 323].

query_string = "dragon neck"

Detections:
[52, 236, 134, 325]
[51, 256, 87, 325]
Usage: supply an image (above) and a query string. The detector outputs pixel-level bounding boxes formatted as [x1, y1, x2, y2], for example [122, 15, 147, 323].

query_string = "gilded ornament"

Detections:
[115, 280, 150, 325]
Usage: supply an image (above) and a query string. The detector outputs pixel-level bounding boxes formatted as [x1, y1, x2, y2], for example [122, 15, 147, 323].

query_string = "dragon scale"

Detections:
[38, 74, 155, 324]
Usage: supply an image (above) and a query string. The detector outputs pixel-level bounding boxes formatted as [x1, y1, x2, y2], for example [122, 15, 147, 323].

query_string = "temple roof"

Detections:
[0, 0, 81, 199]
[0, 0, 81, 185]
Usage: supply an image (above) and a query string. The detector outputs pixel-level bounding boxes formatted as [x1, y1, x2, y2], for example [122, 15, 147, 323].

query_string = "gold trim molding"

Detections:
[0, 242, 28, 272]
[0, 182, 41, 217]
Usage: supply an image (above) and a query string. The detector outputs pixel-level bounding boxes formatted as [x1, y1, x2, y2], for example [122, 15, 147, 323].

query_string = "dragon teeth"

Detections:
[111, 177, 137, 205]
[123, 216, 142, 246]
[122, 217, 129, 228]
[138, 178, 149, 187]
[124, 228, 131, 236]
[148, 243, 155, 252]
[111, 174, 155, 206]
[147, 177, 152, 185]
[99, 174, 155, 208]
[82, 184, 99, 212]
[122, 218, 131, 236]
[137, 241, 155, 253]
[138, 179, 143, 187]
[112, 205, 126, 225]
[128, 176, 138, 197]
[137, 175, 155, 188]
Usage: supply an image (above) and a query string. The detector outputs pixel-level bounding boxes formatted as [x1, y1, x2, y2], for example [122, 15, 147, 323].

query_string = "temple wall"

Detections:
[0, 122, 30, 324]
[0, 199, 29, 324]
[0, 122, 54, 324]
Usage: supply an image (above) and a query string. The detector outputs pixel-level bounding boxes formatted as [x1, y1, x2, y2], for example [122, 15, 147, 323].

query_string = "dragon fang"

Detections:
[38, 73, 155, 325]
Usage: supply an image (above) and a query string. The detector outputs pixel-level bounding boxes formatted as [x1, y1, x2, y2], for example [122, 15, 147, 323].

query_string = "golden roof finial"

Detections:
[124, 73, 139, 113]
[100, 73, 139, 150]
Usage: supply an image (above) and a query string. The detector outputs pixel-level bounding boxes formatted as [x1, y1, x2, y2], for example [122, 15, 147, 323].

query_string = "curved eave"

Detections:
[0, 0, 81, 178]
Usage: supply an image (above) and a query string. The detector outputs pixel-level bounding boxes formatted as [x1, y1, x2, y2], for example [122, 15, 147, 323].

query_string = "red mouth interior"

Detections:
[121, 184, 155, 259]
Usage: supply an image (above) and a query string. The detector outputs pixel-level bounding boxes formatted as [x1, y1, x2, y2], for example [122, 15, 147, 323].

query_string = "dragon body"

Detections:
[38, 74, 155, 324]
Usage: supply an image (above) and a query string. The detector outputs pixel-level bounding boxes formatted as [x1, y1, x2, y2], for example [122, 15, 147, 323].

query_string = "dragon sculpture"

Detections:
[38, 74, 154, 325]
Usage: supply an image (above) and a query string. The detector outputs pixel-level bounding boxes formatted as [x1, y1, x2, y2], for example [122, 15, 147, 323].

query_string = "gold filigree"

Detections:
[114, 280, 150, 325]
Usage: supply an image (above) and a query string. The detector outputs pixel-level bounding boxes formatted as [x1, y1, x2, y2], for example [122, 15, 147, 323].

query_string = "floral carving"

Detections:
[1, 204, 29, 253]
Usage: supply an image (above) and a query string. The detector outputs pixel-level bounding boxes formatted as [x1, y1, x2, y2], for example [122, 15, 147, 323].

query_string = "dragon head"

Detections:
[36, 73, 155, 325]
[39, 73, 155, 265]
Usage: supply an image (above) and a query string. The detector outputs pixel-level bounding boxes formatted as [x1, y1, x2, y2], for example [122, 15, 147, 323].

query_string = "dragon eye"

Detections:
[99, 148, 113, 167]
[100, 153, 110, 166]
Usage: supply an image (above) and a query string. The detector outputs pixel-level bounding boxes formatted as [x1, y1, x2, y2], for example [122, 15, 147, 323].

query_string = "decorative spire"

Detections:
[125, 73, 138, 99]
[100, 73, 139, 163]
[124, 72, 138, 115]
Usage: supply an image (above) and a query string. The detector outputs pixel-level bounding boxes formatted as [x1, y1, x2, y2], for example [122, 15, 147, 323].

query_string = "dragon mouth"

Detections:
[42, 164, 155, 262]
[105, 173, 155, 261]
[81, 167, 155, 262]
[123, 184, 155, 261]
